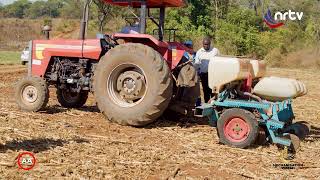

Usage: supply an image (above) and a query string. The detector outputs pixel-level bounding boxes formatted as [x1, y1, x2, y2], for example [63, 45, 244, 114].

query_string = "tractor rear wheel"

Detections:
[56, 89, 88, 108]
[15, 76, 49, 112]
[93, 43, 173, 126]
[217, 108, 259, 148]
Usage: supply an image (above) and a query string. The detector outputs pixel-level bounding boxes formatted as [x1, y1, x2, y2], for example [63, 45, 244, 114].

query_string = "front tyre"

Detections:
[94, 43, 173, 127]
[15, 77, 49, 112]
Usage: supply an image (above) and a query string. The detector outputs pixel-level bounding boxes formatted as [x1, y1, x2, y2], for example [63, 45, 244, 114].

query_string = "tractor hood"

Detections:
[104, 0, 185, 8]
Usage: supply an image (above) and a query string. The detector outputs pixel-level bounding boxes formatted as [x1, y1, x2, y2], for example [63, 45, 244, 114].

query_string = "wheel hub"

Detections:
[22, 85, 38, 103]
[224, 118, 250, 142]
[117, 71, 145, 101]
[123, 78, 136, 93]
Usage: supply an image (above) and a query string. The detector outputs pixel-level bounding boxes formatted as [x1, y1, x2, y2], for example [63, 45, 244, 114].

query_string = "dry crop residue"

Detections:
[0, 65, 319, 179]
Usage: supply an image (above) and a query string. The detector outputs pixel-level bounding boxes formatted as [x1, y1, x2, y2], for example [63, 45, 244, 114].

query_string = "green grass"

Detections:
[0, 51, 21, 65]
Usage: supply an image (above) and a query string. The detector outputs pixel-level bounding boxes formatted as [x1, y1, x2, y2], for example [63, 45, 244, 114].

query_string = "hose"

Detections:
[236, 89, 262, 102]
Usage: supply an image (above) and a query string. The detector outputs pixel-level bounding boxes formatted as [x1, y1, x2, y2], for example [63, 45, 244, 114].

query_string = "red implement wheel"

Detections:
[217, 108, 259, 148]
[224, 117, 251, 142]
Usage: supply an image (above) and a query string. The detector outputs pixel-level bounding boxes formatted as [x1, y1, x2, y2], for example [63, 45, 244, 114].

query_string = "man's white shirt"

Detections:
[194, 47, 220, 73]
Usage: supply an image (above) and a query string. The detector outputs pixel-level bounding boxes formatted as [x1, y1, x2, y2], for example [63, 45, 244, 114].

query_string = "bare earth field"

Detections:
[0, 65, 319, 179]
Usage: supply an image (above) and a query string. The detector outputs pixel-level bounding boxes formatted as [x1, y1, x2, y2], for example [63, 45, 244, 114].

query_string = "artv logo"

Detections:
[264, 9, 304, 29]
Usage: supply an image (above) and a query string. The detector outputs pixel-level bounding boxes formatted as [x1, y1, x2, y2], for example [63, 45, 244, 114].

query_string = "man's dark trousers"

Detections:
[199, 73, 213, 102]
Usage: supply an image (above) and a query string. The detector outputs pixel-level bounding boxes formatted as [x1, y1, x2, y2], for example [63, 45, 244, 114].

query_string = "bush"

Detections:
[215, 8, 261, 57]
[264, 48, 284, 67]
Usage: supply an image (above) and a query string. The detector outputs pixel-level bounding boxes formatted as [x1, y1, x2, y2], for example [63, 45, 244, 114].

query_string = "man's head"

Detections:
[202, 36, 211, 51]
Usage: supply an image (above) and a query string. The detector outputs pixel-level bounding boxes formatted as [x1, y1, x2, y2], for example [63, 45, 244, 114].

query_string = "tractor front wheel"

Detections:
[93, 43, 173, 127]
[56, 89, 88, 108]
[217, 108, 259, 148]
[15, 76, 49, 112]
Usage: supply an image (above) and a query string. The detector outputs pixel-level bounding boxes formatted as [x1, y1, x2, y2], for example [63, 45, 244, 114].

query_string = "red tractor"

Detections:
[15, 0, 199, 126]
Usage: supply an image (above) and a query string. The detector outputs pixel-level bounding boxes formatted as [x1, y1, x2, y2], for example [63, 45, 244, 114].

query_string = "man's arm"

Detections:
[213, 48, 220, 56]
[193, 51, 201, 72]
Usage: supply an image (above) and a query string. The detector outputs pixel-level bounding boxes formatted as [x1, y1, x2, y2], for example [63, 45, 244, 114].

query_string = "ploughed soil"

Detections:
[0, 65, 319, 179]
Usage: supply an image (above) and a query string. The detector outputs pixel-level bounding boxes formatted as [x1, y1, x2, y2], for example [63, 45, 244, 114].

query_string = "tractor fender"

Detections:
[176, 62, 198, 87]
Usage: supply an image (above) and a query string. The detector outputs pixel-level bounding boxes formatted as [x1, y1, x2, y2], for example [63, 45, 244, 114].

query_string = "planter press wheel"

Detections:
[217, 108, 259, 148]
[283, 121, 311, 140]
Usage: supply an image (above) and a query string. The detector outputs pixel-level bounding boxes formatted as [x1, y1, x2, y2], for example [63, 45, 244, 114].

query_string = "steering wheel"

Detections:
[104, 34, 118, 48]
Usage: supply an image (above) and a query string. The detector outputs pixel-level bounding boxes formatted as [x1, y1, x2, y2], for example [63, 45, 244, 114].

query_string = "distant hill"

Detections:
[0, 17, 124, 51]
[0, 18, 80, 50]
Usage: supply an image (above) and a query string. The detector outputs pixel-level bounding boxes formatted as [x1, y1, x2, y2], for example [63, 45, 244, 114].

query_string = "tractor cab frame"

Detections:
[81, 0, 182, 42]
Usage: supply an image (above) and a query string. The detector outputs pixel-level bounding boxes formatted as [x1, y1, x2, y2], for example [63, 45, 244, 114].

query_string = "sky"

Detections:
[0, 0, 38, 5]
[1, 0, 17, 5]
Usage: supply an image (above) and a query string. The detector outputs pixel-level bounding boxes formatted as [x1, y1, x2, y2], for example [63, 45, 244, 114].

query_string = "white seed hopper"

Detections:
[208, 56, 307, 101]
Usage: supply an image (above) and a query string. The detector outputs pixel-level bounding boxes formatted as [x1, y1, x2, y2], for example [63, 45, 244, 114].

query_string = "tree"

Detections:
[24, 0, 63, 18]
[59, 0, 83, 19]
[92, 0, 114, 32]
[215, 8, 262, 56]
[2, 0, 31, 18]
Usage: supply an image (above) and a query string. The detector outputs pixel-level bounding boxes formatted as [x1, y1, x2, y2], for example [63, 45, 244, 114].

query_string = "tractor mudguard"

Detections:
[176, 63, 198, 87]
[112, 33, 194, 70]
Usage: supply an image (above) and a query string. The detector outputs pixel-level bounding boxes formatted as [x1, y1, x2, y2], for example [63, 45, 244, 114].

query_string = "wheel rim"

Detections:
[224, 117, 250, 143]
[108, 64, 147, 107]
[22, 85, 38, 103]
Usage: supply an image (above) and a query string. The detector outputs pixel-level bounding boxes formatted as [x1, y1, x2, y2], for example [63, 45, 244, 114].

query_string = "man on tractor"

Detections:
[120, 19, 140, 34]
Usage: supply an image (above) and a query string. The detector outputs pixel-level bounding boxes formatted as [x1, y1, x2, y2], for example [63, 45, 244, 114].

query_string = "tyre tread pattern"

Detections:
[93, 43, 173, 126]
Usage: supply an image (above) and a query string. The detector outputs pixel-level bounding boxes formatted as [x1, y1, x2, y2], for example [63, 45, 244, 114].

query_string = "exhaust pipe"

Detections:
[42, 25, 51, 40]
[80, 0, 92, 40]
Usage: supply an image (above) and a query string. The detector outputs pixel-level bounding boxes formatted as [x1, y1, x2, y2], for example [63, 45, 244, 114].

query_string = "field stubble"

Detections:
[0, 65, 319, 179]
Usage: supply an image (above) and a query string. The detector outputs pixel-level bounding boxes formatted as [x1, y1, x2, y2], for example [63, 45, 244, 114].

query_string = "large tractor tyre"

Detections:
[217, 108, 259, 148]
[94, 43, 173, 127]
[56, 89, 88, 108]
[15, 76, 49, 112]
